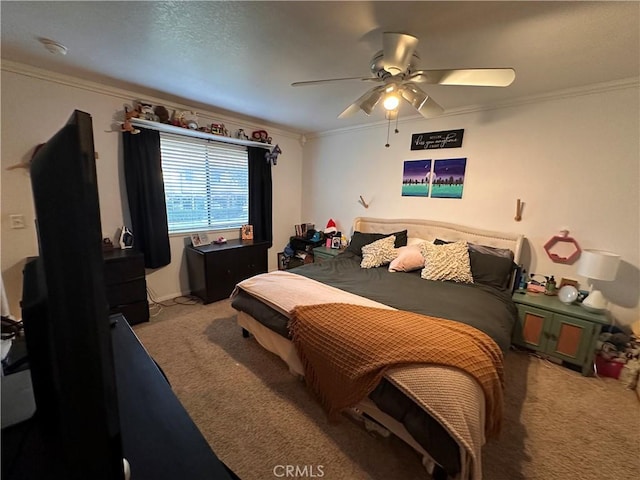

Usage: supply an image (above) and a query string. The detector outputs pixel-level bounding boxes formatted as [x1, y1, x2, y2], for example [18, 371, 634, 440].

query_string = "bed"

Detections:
[231, 217, 524, 480]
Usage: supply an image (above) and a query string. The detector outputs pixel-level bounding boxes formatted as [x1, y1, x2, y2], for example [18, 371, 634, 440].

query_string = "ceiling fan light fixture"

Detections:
[383, 92, 400, 111]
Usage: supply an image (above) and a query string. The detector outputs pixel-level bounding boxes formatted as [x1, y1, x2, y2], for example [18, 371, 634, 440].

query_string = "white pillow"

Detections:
[420, 240, 473, 283]
[388, 245, 425, 272]
[361, 235, 398, 269]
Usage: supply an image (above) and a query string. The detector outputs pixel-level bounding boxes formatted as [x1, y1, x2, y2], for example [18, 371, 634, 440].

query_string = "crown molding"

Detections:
[310, 77, 640, 139]
[1, 60, 300, 141]
[3, 60, 637, 142]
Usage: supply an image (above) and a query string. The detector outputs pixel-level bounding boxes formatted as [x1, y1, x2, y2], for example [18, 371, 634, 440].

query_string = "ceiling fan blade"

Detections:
[401, 84, 444, 118]
[291, 76, 381, 87]
[408, 68, 516, 87]
[382, 32, 418, 75]
[338, 86, 385, 118]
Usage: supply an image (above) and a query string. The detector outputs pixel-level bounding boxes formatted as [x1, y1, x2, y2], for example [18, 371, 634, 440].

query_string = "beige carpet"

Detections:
[134, 299, 640, 480]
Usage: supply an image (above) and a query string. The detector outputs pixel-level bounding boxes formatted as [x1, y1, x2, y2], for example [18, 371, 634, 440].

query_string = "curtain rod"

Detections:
[130, 118, 273, 150]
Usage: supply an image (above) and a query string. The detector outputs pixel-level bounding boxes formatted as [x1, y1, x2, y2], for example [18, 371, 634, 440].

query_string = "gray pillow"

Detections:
[346, 230, 408, 256]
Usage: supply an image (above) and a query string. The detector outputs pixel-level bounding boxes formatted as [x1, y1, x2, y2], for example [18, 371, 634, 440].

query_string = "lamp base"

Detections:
[580, 289, 608, 313]
[580, 302, 606, 314]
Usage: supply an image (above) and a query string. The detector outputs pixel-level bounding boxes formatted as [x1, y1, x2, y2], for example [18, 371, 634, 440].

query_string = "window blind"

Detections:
[159, 132, 249, 233]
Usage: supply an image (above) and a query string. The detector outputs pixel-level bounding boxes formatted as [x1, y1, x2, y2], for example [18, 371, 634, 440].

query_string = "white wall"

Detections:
[3, 62, 638, 328]
[1, 63, 303, 315]
[301, 80, 640, 328]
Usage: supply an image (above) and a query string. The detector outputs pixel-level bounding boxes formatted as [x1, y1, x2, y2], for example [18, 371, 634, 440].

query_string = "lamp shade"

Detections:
[577, 249, 620, 281]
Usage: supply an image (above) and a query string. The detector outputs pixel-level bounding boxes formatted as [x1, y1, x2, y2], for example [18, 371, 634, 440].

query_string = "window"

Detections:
[159, 132, 248, 233]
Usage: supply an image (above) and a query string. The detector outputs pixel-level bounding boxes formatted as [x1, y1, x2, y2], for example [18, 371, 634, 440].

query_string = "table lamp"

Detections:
[576, 249, 621, 312]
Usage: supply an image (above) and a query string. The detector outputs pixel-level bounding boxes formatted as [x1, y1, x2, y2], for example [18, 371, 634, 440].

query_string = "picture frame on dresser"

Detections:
[191, 232, 209, 247]
[241, 224, 254, 240]
[277, 252, 287, 270]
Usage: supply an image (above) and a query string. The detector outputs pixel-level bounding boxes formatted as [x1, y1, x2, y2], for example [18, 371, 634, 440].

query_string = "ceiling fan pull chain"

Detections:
[395, 111, 400, 134]
[385, 116, 391, 148]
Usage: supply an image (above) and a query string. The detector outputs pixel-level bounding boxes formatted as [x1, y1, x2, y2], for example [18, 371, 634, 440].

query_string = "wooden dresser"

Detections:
[186, 239, 269, 304]
[103, 249, 149, 325]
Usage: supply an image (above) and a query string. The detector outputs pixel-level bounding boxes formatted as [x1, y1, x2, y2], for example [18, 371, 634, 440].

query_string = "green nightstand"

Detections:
[312, 246, 344, 262]
[512, 291, 610, 376]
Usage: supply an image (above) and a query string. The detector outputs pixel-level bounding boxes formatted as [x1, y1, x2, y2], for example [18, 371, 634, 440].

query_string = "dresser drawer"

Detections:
[111, 300, 150, 326]
[104, 251, 145, 285]
[106, 278, 147, 308]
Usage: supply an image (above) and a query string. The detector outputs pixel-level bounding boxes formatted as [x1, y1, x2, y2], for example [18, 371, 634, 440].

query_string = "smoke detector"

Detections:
[39, 38, 68, 55]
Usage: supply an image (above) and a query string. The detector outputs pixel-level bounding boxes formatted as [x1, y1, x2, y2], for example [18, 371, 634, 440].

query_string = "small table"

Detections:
[512, 291, 609, 375]
[313, 245, 344, 262]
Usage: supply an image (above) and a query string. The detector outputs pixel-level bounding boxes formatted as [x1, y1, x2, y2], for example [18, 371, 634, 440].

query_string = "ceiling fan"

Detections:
[292, 32, 516, 119]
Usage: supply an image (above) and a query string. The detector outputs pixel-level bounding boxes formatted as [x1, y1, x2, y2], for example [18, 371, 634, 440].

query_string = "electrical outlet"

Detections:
[9, 214, 25, 229]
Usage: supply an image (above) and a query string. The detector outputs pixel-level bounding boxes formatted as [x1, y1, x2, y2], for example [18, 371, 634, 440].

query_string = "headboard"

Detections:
[352, 217, 524, 263]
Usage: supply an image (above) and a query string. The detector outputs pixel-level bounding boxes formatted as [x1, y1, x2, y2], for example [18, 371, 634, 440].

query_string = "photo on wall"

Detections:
[401, 159, 433, 197]
[431, 158, 467, 199]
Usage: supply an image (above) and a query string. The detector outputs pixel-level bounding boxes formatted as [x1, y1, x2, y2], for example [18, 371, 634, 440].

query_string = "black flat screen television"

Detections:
[20, 110, 125, 479]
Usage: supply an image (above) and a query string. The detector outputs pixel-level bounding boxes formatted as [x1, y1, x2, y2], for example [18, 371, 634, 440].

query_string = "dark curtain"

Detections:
[248, 147, 273, 247]
[122, 128, 171, 268]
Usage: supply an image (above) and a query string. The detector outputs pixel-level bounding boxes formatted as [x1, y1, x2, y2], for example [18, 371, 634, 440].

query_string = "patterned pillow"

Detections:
[420, 240, 473, 283]
[361, 235, 398, 269]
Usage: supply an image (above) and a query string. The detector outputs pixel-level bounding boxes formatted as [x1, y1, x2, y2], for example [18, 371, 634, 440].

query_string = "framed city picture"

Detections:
[402, 159, 432, 197]
[430, 158, 467, 199]
[241, 224, 254, 240]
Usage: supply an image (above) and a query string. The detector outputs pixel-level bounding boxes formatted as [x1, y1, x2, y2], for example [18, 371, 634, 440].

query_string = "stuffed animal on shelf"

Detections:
[122, 106, 140, 134]
[251, 130, 271, 143]
[154, 105, 170, 124]
[138, 103, 158, 122]
[265, 144, 282, 165]
[172, 111, 199, 129]
[235, 129, 249, 140]
[211, 123, 227, 135]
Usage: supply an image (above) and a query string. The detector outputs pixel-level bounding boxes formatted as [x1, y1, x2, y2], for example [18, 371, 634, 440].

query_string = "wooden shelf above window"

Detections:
[130, 118, 273, 150]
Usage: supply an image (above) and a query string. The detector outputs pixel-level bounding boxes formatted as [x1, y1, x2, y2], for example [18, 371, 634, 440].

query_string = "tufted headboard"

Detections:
[352, 217, 524, 263]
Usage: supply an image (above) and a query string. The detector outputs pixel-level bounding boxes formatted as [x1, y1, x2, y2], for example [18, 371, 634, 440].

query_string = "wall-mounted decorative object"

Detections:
[543, 230, 581, 264]
[431, 158, 467, 199]
[402, 159, 432, 197]
[410, 129, 464, 150]
[514, 198, 524, 221]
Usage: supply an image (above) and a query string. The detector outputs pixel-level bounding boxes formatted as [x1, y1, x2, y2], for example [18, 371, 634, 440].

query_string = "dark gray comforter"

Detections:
[231, 251, 518, 477]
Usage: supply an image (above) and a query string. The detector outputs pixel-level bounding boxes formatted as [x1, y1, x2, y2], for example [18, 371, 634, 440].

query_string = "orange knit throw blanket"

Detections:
[290, 303, 504, 438]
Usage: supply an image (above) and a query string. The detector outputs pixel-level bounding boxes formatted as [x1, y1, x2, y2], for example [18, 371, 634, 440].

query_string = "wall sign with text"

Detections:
[410, 129, 464, 150]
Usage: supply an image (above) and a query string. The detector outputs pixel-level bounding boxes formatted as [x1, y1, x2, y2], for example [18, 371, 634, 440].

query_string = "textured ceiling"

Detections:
[1, 1, 638, 134]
